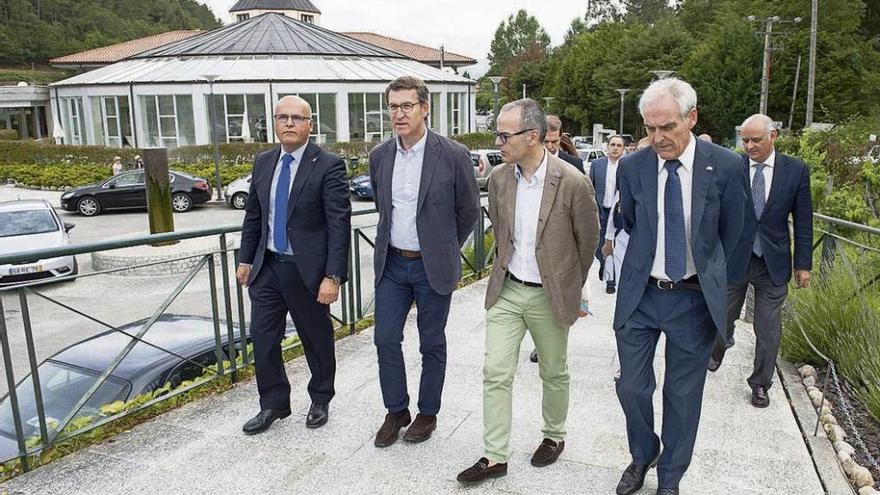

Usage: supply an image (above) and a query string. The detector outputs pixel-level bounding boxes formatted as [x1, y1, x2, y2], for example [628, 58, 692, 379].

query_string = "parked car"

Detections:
[0, 314, 295, 462]
[60, 170, 212, 217]
[349, 174, 373, 200]
[0, 200, 77, 286]
[573, 136, 593, 149]
[471, 149, 504, 190]
[226, 174, 251, 210]
[577, 147, 607, 164]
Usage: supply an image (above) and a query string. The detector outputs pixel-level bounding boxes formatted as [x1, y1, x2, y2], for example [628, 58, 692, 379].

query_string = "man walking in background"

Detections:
[590, 135, 626, 293]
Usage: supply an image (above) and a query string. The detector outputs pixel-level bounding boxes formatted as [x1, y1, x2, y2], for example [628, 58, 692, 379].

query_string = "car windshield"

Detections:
[0, 361, 130, 442]
[0, 210, 58, 238]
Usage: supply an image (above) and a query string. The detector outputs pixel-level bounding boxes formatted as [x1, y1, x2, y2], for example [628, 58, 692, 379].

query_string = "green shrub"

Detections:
[0, 129, 19, 140]
[451, 132, 496, 150]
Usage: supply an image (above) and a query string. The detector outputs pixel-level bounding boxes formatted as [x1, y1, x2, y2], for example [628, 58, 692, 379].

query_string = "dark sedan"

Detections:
[349, 174, 373, 200]
[60, 170, 212, 216]
[0, 315, 296, 462]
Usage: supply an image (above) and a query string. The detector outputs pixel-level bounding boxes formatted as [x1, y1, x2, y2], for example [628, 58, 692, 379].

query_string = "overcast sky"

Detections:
[200, 0, 589, 77]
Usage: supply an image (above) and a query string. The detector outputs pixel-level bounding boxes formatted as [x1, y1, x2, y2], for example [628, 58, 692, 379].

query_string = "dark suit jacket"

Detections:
[613, 140, 748, 336]
[727, 152, 813, 286]
[558, 150, 585, 174]
[588, 156, 614, 209]
[239, 142, 352, 295]
[369, 130, 480, 295]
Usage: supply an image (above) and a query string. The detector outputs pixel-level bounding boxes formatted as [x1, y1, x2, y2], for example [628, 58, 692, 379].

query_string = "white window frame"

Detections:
[62, 97, 84, 145]
[141, 95, 190, 148]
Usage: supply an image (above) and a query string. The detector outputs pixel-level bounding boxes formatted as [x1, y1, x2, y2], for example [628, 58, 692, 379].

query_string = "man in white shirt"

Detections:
[589, 135, 625, 293]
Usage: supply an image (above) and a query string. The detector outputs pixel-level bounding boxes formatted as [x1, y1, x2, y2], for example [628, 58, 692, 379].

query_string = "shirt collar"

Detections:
[657, 133, 696, 175]
[749, 149, 776, 168]
[396, 129, 428, 155]
[514, 149, 548, 185]
[280, 142, 308, 165]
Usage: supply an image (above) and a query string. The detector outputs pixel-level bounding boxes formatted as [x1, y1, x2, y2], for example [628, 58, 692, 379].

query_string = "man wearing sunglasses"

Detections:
[369, 76, 480, 448]
[237, 95, 351, 435]
[457, 98, 598, 485]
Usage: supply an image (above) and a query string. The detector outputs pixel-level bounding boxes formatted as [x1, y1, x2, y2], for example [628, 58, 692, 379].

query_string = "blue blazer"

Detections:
[613, 140, 748, 336]
[589, 156, 610, 209]
[369, 130, 480, 295]
[239, 142, 352, 294]
[727, 152, 813, 286]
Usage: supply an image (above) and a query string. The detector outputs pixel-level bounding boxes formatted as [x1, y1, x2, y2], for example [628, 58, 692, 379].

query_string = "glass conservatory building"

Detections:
[50, 13, 475, 148]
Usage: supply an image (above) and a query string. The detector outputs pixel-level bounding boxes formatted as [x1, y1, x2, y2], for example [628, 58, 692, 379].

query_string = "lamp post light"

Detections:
[542, 96, 556, 112]
[615, 89, 630, 136]
[202, 74, 223, 201]
[487, 76, 506, 131]
[650, 70, 676, 80]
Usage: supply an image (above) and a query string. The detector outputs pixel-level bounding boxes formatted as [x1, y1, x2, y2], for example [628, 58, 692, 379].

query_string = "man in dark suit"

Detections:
[237, 95, 351, 435]
[544, 115, 585, 174]
[590, 135, 626, 292]
[708, 114, 813, 409]
[369, 76, 480, 448]
[613, 79, 747, 495]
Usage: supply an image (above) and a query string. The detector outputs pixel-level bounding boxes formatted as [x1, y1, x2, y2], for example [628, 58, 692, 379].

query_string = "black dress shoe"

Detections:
[707, 346, 726, 372]
[306, 402, 329, 428]
[616, 449, 661, 495]
[530, 349, 539, 363]
[531, 438, 564, 467]
[374, 409, 411, 447]
[242, 408, 291, 435]
[751, 386, 770, 408]
[656, 489, 679, 495]
[457, 457, 507, 485]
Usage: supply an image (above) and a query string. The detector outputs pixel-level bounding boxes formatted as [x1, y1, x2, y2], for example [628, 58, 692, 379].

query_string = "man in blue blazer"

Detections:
[590, 135, 626, 292]
[237, 95, 351, 434]
[369, 76, 480, 448]
[708, 114, 813, 409]
[612, 79, 747, 495]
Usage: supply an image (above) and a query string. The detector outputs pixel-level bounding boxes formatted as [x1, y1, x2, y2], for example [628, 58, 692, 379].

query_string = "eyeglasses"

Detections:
[387, 102, 421, 114]
[494, 128, 535, 144]
[274, 114, 311, 125]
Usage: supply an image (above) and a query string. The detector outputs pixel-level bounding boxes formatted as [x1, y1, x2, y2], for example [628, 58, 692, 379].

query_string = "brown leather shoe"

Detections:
[403, 413, 436, 443]
[374, 409, 411, 448]
[457, 457, 507, 485]
[531, 438, 565, 467]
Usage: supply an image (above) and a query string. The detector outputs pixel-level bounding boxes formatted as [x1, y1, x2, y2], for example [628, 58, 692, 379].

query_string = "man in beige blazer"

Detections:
[457, 98, 599, 485]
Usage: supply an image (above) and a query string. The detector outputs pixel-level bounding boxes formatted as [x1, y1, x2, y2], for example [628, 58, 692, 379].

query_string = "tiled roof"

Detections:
[230, 0, 320, 13]
[341, 32, 476, 67]
[49, 30, 203, 65]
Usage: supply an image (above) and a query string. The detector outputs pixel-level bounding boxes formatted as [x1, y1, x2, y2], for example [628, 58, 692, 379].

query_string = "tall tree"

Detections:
[487, 9, 551, 76]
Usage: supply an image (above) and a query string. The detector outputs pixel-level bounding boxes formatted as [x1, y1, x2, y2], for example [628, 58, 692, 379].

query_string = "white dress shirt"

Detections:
[651, 134, 697, 280]
[268, 143, 306, 254]
[390, 130, 428, 251]
[508, 150, 548, 284]
[749, 150, 775, 202]
[603, 158, 619, 208]
[606, 191, 619, 241]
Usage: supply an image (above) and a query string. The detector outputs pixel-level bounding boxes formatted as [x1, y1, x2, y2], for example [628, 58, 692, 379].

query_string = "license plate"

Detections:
[10, 265, 43, 275]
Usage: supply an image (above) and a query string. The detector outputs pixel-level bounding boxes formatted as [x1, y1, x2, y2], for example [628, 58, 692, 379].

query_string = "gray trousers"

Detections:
[717, 255, 788, 389]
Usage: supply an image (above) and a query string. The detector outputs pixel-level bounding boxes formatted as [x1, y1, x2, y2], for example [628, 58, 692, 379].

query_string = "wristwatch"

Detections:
[326, 274, 342, 286]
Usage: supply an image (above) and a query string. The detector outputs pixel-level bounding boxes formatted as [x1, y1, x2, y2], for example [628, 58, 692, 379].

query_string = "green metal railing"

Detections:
[0, 198, 491, 473]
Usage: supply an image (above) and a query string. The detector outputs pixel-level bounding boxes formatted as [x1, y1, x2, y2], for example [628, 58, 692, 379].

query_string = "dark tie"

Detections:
[664, 160, 686, 282]
[273, 153, 294, 253]
[752, 163, 767, 256]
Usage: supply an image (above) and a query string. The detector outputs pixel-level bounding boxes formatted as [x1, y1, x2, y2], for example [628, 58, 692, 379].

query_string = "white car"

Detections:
[226, 174, 251, 210]
[0, 200, 77, 285]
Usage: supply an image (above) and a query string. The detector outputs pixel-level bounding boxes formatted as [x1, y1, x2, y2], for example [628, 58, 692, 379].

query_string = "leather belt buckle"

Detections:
[391, 246, 421, 259]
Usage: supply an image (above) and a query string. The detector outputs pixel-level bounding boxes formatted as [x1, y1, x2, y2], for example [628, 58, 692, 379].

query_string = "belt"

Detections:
[266, 250, 296, 263]
[506, 272, 542, 288]
[649, 276, 701, 291]
[390, 246, 421, 259]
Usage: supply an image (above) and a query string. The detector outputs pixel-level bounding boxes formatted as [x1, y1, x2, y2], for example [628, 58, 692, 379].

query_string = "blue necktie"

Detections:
[752, 163, 767, 256]
[664, 160, 687, 282]
[273, 153, 294, 253]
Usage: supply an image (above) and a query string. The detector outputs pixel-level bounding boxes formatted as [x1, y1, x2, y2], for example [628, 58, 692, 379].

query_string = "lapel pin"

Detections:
[705, 166, 713, 171]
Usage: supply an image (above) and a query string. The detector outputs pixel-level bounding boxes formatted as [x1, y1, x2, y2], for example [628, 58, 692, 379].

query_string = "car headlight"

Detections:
[61, 191, 73, 199]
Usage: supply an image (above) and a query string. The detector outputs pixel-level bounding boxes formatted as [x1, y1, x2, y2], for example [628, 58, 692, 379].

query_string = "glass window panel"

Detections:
[226, 95, 245, 115]
[227, 116, 243, 141]
[139, 96, 159, 148]
[103, 97, 117, 117]
[119, 96, 133, 147]
[245, 94, 267, 143]
[107, 117, 119, 137]
[175, 95, 195, 147]
[90, 97, 105, 146]
[300, 93, 317, 111]
[158, 95, 174, 115]
[318, 93, 336, 144]
[206, 94, 227, 144]
[348, 93, 364, 142]
[160, 117, 177, 136]
[430, 93, 441, 131]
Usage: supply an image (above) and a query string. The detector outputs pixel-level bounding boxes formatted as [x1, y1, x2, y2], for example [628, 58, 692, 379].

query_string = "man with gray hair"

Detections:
[457, 98, 598, 485]
[612, 79, 747, 495]
[708, 114, 812, 410]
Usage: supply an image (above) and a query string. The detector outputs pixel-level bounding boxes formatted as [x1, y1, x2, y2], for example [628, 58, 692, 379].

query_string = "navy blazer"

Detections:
[558, 150, 585, 174]
[613, 140, 748, 336]
[369, 130, 480, 295]
[589, 156, 612, 209]
[727, 152, 813, 286]
[239, 142, 352, 294]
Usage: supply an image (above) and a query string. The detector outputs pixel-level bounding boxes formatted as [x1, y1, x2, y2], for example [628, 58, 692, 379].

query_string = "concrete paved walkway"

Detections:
[1, 272, 824, 494]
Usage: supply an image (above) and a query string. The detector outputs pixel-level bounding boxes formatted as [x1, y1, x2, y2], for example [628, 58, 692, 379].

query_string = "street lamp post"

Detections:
[747, 15, 801, 115]
[202, 74, 223, 201]
[487, 76, 506, 131]
[542, 96, 556, 112]
[616, 89, 630, 136]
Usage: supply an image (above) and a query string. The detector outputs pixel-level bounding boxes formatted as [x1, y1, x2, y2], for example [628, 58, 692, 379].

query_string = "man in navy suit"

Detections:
[369, 76, 480, 448]
[590, 135, 626, 291]
[708, 114, 813, 409]
[544, 115, 585, 174]
[237, 96, 351, 434]
[612, 79, 747, 495]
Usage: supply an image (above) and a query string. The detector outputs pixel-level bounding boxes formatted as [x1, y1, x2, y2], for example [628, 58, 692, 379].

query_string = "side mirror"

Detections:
[63, 222, 75, 232]
[107, 183, 116, 189]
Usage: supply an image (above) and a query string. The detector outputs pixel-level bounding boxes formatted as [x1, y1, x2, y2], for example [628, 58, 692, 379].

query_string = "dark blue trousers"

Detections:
[374, 251, 452, 416]
[615, 284, 716, 489]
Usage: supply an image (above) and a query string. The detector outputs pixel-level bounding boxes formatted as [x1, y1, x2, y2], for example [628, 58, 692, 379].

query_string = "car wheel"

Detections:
[231, 192, 248, 210]
[172, 193, 193, 212]
[77, 197, 101, 217]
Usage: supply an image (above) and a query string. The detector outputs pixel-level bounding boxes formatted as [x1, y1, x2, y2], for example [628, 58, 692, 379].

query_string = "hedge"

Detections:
[0, 129, 18, 140]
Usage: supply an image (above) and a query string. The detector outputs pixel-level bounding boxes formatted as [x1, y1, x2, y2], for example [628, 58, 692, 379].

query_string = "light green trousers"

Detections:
[483, 279, 570, 463]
